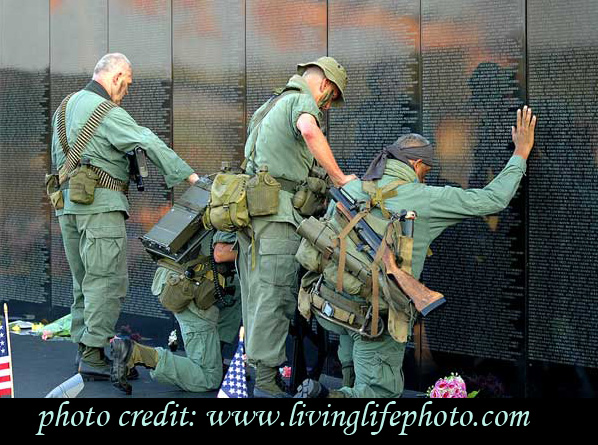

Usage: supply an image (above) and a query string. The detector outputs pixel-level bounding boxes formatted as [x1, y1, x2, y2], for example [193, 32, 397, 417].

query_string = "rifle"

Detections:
[329, 187, 445, 317]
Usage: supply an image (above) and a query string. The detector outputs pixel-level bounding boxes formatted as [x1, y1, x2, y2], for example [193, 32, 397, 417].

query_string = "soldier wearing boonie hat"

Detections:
[297, 56, 348, 107]
[236, 56, 356, 398]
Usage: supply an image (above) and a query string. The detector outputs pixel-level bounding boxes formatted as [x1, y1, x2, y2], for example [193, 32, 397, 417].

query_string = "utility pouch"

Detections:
[45, 174, 64, 210]
[203, 172, 251, 232]
[68, 162, 99, 205]
[298, 286, 313, 321]
[387, 306, 414, 343]
[246, 165, 280, 216]
[50, 191, 65, 210]
[159, 273, 198, 313]
[193, 269, 227, 310]
[292, 176, 328, 216]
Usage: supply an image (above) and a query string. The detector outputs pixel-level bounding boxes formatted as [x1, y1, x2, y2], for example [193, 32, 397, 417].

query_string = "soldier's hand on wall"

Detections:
[511, 105, 537, 160]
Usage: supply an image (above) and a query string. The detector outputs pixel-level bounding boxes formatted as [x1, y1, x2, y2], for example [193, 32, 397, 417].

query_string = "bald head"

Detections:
[393, 133, 432, 149]
[92, 53, 133, 105]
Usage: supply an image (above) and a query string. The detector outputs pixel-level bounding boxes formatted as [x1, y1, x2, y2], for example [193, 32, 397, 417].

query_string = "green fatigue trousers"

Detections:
[59, 211, 128, 348]
[151, 304, 224, 392]
[237, 219, 301, 368]
[317, 316, 406, 398]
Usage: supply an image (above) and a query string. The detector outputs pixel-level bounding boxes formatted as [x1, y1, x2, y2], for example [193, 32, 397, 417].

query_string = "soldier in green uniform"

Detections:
[237, 57, 356, 397]
[295, 106, 537, 398]
[110, 231, 242, 394]
[49, 53, 200, 379]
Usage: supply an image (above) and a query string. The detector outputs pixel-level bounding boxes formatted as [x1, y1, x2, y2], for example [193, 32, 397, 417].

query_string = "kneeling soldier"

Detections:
[110, 231, 241, 394]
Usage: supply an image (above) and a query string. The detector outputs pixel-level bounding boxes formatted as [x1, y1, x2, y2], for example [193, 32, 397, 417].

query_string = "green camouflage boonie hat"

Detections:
[297, 56, 347, 107]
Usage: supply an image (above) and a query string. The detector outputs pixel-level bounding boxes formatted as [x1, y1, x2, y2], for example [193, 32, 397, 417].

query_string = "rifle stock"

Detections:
[381, 245, 445, 316]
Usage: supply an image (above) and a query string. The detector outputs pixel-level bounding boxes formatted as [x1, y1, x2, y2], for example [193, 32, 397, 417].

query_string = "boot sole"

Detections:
[110, 338, 133, 395]
[294, 379, 328, 398]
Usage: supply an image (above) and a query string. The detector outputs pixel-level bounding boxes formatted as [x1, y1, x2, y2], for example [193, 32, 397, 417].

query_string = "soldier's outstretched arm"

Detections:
[297, 113, 357, 187]
[511, 105, 537, 161]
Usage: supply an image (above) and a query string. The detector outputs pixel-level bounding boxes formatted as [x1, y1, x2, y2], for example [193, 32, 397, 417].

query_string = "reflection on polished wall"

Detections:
[1, 0, 597, 397]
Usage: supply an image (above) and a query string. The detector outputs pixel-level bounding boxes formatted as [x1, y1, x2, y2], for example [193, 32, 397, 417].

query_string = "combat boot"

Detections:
[294, 378, 346, 398]
[75, 343, 85, 369]
[253, 364, 291, 398]
[78, 345, 111, 381]
[111, 337, 159, 395]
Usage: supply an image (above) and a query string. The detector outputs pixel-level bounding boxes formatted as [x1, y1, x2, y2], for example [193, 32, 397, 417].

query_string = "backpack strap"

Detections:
[362, 179, 407, 218]
[241, 87, 301, 173]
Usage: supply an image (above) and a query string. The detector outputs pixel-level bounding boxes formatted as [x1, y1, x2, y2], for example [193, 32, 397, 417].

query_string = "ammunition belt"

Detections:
[56, 92, 120, 188]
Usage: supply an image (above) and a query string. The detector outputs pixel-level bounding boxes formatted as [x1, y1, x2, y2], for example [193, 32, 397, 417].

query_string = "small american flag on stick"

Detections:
[1, 304, 14, 398]
[217, 326, 248, 398]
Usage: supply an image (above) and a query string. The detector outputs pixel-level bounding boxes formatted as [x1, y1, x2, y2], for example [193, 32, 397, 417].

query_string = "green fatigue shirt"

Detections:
[51, 81, 194, 217]
[338, 155, 528, 280]
[244, 75, 323, 227]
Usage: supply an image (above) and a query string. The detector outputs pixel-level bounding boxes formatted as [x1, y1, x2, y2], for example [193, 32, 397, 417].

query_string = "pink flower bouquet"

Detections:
[427, 373, 478, 398]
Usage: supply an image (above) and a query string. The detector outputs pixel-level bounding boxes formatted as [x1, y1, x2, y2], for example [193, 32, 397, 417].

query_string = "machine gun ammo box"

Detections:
[140, 176, 212, 263]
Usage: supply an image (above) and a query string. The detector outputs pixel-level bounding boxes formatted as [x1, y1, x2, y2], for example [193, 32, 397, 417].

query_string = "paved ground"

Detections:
[9, 333, 424, 399]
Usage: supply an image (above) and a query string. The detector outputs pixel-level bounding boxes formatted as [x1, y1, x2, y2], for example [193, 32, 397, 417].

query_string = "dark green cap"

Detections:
[297, 56, 347, 107]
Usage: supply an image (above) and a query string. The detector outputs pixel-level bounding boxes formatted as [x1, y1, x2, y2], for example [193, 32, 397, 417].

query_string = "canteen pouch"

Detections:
[292, 176, 328, 216]
[45, 174, 64, 210]
[68, 164, 99, 205]
[203, 173, 251, 232]
[159, 273, 198, 313]
[246, 166, 280, 216]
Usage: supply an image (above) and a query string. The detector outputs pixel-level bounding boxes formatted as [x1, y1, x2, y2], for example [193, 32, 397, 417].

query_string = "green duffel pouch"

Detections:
[159, 273, 197, 313]
[246, 166, 280, 217]
[203, 172, 250, 232]
[68, 165, 99, 205]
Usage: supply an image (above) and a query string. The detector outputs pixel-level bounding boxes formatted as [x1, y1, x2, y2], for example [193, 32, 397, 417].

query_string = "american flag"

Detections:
[217, 327, 248, 398]
[1, 304, 14, 397]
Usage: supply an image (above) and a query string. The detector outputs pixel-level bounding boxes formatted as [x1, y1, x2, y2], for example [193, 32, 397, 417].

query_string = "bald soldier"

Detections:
[237, 57, 356, 397]
[49, 53, 199, 379]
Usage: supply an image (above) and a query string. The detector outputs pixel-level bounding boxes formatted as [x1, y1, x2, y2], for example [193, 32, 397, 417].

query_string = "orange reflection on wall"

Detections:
[434, 117, 473, 189]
